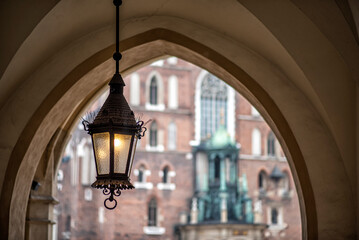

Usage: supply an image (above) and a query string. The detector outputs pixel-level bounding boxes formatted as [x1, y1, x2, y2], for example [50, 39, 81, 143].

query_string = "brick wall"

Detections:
[56, 57, 301, 240]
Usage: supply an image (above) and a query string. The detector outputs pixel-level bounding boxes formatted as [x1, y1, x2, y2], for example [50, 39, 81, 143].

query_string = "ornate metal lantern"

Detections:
[82, 0, 146, 210]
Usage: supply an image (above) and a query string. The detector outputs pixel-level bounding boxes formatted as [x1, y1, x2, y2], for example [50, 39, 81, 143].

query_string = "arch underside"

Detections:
[0, 1, 357, 239]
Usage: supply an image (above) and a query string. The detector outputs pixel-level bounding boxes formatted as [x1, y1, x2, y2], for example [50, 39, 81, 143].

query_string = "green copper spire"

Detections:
[192, 122, 255, 223]
[207, 125, 235, 148]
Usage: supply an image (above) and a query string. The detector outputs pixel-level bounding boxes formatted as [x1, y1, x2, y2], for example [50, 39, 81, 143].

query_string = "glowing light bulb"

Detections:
[114, 138, 121, 147]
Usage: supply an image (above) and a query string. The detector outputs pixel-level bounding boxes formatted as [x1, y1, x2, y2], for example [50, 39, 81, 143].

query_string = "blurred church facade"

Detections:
[55, 57, 301, 240]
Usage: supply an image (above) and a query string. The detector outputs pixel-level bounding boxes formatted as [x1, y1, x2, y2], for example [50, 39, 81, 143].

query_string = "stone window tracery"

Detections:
[200, 74, 228, 139]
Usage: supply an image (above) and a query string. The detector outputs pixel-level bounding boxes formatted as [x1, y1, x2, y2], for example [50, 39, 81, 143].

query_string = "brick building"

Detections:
[55, 57, 301, 240]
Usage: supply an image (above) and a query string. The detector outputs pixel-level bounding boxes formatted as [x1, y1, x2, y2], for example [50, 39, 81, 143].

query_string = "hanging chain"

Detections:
[113, 0, 122, 74]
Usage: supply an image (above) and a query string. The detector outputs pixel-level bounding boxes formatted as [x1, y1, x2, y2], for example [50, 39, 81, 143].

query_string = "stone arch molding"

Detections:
[0, 1, 356, 239]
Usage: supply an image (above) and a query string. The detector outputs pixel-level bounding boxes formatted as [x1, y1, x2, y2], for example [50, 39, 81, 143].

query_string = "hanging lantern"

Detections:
[82, 0, 146, 210]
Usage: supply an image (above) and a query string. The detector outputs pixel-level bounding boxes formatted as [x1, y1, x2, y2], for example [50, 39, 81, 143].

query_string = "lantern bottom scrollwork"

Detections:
[103, 187, 122, 210]
[92, 179, 135, 210]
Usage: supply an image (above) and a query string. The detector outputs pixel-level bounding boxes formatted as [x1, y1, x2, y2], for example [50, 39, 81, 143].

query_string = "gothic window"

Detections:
[66, 215, 71, 231]
[200, 74, 228, 139]
[150, 121, 158, 147]
[149, 77, 158, 105]
[138, 165, 146, 182]
[258, 170, 267, 190]
[271, 208, 278, 224]
[168, 75, 178, 109]
[168, 121, 177, 150]
[252, 128, 261, 156]
[130, 73, 140, 106]
[148, 198, 157, 226]
[267, 131, 276, 156]
[80, 138, 96, 186]
[162, 166, 169, 183]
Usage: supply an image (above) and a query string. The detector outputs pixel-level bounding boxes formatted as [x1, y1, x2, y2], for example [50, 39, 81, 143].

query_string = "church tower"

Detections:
[177, 126, 266, 240]
[192, 126, 253, 223]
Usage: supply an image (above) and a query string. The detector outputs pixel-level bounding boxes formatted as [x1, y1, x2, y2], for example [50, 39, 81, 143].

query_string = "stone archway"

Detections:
[0, 28, 333, 239]
[0, 1, 357, 239]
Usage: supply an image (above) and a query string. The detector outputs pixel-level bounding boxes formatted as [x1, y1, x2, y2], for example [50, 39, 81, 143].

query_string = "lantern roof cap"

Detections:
[90, 74, 136, 128]
[109, 72, 125, 86]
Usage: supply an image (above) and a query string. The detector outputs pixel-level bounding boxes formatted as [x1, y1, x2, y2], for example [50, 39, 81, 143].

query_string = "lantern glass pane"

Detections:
[114, 133, 132, 174]
[93, 132, 110, 175]
[128, 137, 138, 176]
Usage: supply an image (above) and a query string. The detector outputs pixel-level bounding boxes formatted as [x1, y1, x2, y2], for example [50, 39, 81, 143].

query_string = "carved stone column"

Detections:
[26, 129, 66, 240]
[26, 195, 59, 240]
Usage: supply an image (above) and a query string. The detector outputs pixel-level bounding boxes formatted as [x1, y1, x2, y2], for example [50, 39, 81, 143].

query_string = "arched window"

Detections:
[214, 157, 221, 182]
[200, 74, 228, 139]
[134, 164, 153, 190]
[252, 128, 261, 156]
[138, 165, 146, 183]
[148, 198, 157, 226]
[267, 131, 276, 156]
[80, 138, 96, 186]
[168, 121, 177, 150]
[271, 208, 278, 224]
[258, 170, 267, 190]
[66, 215, 71, 231]
[162, 166, 169, 183]
[150, 121, 158, 147]
[149, 77, 158, 105]
[168, 75, 178, 109]
[130, 73, 140, 106]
